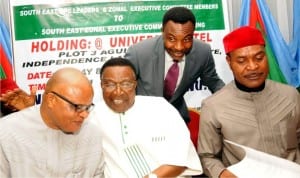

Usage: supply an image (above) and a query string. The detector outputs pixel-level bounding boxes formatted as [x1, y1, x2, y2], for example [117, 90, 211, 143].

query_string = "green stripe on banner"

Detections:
[265, 41, 287, 83]
[0, 66, 7, 79]
[257, 17, 287, 83]
[13, 0, 225, 40]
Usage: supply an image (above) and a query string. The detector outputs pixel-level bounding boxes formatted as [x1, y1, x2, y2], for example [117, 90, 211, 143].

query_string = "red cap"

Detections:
[1, 78, 19, 94]
[223, 26, 265, 54]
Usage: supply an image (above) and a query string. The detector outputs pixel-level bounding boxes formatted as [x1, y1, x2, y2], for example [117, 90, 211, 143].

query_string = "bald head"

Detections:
[45, 68, 92, 93]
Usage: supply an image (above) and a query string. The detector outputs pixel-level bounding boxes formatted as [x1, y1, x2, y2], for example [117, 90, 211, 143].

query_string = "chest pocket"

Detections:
[275, 106, 298, 151]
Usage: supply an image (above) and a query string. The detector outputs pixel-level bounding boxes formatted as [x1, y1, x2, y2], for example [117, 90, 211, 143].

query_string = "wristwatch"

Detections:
[148, 173, 158, 178]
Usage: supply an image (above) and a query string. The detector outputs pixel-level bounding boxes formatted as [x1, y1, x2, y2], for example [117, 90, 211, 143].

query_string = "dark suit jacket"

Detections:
[124, 35, 225, 123]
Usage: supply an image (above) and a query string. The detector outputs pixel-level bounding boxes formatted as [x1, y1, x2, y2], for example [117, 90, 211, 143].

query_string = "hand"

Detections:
[219, 169, 237, 178]
[0, 87, 37, 111]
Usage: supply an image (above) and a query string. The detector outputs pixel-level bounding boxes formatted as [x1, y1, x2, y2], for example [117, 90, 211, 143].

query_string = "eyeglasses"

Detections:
[101, 79, 136, 91]
[49, 91, 94, 113]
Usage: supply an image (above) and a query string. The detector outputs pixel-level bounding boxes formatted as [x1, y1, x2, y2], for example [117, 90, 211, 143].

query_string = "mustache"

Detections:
[244, 72, 263, 77]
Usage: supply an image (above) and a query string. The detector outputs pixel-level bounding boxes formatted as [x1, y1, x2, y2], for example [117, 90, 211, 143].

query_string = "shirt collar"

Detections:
[165, 51, 185, 62]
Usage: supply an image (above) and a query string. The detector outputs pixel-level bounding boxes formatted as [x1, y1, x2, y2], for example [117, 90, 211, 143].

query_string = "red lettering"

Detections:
[31, 39, 87, 53]
[27, 71, 52, 80]
[193, 33, 212, 42]
[110, 35, 154, 47]
[31, 41, 39, 52]
[29, 83, 46, 90]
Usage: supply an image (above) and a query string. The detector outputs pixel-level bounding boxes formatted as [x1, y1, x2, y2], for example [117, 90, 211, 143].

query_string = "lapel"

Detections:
[153, 36, 166, 94]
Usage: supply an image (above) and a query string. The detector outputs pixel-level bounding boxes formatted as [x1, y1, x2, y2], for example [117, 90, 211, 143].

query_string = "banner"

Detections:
[10, 0, 232, 108]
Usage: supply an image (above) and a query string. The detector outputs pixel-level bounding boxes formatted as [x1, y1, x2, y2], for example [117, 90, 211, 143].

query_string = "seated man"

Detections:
[198, 26, 300, 178]
[0, 67, 104, 177]
[92, 57, 202, 178]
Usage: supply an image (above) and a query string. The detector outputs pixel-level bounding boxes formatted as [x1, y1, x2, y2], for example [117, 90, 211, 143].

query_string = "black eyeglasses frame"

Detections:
[49, 91, 94, 112]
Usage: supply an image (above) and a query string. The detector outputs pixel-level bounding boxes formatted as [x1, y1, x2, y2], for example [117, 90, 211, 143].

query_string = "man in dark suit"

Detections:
[125, 6, 225, 123]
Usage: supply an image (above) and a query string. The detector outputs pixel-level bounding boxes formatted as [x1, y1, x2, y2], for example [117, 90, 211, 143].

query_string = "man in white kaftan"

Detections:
[92, 96, 202, 178]
[93, 57, 202, 178]
[0, 68, 104, 178]
[0, 106, 104, 178]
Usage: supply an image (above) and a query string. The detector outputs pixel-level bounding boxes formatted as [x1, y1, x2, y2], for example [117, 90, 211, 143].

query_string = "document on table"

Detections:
[225, 140, 300, 178]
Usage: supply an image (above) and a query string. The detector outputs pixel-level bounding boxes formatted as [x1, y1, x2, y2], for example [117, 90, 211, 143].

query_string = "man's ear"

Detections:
[226, 55, 231, 65]
[44, 93, 55, 108]
[225, 55, 233, 70]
